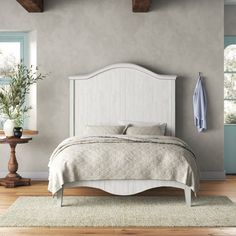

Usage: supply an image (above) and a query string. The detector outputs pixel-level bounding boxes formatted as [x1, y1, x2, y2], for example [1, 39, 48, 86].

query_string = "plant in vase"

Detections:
[0, 63, 46, 138]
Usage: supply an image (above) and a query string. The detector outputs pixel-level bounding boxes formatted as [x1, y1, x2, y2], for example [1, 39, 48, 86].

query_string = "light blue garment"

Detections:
[193, 76, 207, 132]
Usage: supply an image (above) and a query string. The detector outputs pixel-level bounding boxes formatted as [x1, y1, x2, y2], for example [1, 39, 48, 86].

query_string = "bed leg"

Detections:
[184, 187, 191, 207]
[56, 187, 64, 207]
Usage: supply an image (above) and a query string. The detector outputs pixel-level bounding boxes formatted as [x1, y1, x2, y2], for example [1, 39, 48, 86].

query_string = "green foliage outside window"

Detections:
[224, 45, 236, 124]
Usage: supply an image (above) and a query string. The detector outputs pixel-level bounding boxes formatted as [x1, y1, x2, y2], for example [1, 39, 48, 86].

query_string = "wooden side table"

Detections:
[0, 137, 32, 188]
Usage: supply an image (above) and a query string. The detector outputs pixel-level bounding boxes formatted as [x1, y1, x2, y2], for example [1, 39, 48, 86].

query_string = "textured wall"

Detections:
[0, 0, 224, 177]
[225, 5, 236, 35]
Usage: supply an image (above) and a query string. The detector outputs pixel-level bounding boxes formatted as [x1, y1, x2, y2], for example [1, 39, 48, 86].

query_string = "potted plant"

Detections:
[0, 63, 46, 138]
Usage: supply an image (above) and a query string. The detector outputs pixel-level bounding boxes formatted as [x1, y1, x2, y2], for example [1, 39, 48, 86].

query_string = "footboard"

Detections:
[56, 180, 192, 207]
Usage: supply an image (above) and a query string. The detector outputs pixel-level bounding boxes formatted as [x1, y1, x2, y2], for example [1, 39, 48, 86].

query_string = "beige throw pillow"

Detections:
[84, 125, 126, 136]
[119, 120, 166, 135]
[125, 125, 164, 136]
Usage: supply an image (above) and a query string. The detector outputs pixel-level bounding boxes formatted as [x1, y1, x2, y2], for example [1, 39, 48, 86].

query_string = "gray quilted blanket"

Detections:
[48, 135, 199, 194]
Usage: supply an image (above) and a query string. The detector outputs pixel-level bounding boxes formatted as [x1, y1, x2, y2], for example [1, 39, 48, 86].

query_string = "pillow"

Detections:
[119, 120, 167, 135]
[125, 125, 164, 136]
[84, 125, 126, 136]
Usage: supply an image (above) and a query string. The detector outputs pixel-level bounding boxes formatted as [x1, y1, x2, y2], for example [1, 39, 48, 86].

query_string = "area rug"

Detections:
[0, 196, 236, 227]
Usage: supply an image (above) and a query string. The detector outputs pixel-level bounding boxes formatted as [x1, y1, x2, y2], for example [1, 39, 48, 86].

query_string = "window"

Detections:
[0, 32, 28, 128]
[224, 37, 236, 124]
[0, 32, 28, 80]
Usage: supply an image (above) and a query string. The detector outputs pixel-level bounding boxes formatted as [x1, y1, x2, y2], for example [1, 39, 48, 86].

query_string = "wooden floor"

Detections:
[0, 176, 236, 236]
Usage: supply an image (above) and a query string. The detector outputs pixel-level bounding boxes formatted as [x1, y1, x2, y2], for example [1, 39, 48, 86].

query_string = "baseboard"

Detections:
[0, 171, 48, 180]
[200, 171, 226, 180]
[0, 171, 226, 181]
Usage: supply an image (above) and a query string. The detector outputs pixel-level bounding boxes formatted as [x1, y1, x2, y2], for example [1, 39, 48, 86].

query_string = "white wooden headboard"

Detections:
[69, 63, 177, 136]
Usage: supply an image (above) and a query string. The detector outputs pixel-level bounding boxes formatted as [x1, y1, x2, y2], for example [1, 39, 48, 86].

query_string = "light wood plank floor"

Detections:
[0, 176, 236, 236]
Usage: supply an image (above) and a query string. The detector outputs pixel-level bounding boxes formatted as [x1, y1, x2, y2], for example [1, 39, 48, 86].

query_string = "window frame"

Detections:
[0, 32, 29, 130]
[224, 36, 236, 124]
[0, 32, 28, 84]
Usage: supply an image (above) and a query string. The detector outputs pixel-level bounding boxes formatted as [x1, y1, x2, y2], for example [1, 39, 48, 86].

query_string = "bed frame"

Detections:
[57, 63, 192, 206]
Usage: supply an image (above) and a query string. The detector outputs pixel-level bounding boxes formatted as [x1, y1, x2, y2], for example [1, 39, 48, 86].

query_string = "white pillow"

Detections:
[119, 120, 167, 135]
[84, 125, 126, 136]
[125, 125, 164, 136]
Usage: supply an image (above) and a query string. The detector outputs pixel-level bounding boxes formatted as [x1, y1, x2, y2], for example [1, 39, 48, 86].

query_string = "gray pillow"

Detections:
[125, 125, 164, 136]
[119, 120, 166, 135]
[84, 125, 126, 136]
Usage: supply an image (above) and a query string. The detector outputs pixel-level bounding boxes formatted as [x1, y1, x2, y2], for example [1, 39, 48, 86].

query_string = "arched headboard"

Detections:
[69, 63, 177, 136]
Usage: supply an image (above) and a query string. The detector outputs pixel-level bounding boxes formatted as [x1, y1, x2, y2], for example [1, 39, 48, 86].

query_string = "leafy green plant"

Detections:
[0, 63, 46, 127]
[225, 113, 236, 124]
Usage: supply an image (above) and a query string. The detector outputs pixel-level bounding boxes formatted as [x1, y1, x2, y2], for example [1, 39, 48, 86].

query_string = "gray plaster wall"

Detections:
[225, 5, 236, 35]
[0, 0, 224, 178]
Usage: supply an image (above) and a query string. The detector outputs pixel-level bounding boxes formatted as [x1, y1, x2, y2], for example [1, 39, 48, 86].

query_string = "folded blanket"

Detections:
[48, 135, 199, 195]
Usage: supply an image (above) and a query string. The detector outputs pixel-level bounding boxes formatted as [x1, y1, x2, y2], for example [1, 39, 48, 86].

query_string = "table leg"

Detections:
[0, 143, 31, 188]
[7, 143, 20, 178]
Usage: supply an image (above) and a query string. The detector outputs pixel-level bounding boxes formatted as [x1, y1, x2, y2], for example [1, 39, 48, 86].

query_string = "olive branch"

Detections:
[0, 63, 46, 126]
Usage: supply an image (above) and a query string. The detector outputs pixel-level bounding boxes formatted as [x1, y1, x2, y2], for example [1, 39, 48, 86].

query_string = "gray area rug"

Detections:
[0, 196, 236, 227]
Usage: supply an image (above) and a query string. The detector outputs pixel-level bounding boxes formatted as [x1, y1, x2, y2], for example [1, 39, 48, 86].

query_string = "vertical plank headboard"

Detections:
[69, 63, 177, 136]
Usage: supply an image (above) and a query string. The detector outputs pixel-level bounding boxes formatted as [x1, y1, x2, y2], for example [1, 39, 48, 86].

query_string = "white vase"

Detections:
[3, 119, 15, 138]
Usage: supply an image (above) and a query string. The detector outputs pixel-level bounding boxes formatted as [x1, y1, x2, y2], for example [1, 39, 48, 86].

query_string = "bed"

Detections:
[48, 63, 199, 207]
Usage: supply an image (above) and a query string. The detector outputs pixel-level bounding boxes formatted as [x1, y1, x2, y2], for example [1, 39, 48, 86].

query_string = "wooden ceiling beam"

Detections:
[16, 0, 151, 13]
[16, 0, 44, 12]
[132, 0, 151, 12]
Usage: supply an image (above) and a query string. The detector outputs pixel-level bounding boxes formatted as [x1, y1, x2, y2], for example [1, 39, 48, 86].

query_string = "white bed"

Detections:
[54, 63, 196, 207]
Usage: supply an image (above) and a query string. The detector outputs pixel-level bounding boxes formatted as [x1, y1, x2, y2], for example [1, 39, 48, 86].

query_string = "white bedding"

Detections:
[48, 135, 199, 195]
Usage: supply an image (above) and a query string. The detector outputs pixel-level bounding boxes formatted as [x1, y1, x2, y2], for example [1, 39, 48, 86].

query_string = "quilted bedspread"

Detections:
[48, 135, 199, 194]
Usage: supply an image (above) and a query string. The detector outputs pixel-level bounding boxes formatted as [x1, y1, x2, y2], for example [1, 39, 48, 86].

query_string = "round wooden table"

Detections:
[0, 137, 32, 188]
